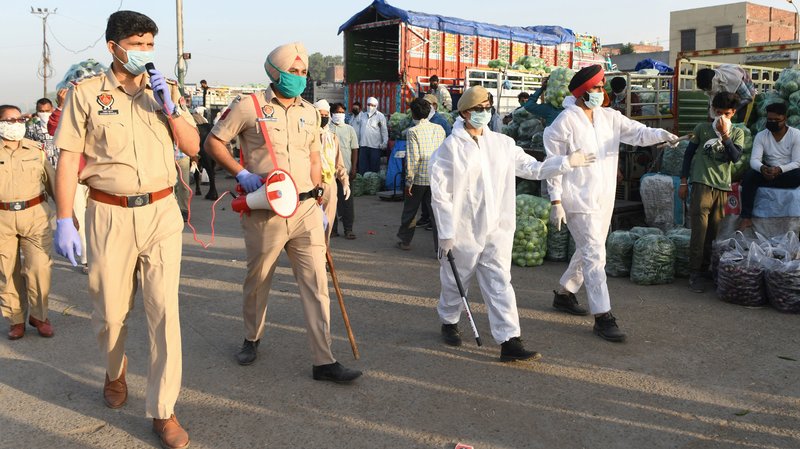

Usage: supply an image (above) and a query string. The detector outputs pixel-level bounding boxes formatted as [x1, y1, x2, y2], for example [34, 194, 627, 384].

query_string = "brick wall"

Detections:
[746, 3, 796, 44]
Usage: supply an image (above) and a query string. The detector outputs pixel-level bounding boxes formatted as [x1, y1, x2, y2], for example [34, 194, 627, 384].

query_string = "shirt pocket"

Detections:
[88, 121, 129, 160]
[20, 157, 45, 185]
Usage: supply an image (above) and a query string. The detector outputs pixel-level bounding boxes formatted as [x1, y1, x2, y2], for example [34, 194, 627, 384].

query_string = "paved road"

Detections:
[1, 177, 798, 449]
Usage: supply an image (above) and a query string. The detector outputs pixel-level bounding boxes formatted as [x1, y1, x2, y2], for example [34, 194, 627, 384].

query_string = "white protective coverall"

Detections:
[430, 117, 573, 344]
[545, 97, 675, 314]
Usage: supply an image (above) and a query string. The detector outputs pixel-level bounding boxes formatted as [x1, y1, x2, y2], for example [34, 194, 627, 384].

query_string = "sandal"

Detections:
[345, 231, 356, 240]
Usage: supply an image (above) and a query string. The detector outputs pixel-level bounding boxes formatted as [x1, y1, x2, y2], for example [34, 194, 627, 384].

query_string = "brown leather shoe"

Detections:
[103, 356, 127, 409]
[7, 323, 24, 340]
[28, 316, 54, 338]
[153, 414, 190, 449]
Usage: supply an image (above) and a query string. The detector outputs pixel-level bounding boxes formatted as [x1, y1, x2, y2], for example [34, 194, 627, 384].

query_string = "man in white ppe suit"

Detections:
[429, 85, 595, 361]
[545, 65, 679, 342]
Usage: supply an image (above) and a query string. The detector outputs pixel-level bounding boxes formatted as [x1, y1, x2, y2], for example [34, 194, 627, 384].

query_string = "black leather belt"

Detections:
[298, 187, 325, 202]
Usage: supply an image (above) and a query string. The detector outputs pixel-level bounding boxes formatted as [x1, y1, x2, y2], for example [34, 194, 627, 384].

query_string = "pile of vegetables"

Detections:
[751, 68, 800, 134]
[629, 226, 664, 240]
[488, 59, 510, 70]
[543, 68, 575, 108]
[660, 141, 688, 177]
[351, 173, 365, 197]
[501, 107, 545, 147]
[730, 123, 754, 182]
[511, 56, 550, 74]
[388, 111, 412, 141]
[56, 59, 108, 91]
[630, 235, 676, 285]
[512, 195, 551, 267]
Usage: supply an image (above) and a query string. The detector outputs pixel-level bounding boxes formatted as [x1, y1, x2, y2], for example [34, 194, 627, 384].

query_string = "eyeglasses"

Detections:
[468, 106, 492, 113]
[0, 118, 26, 124]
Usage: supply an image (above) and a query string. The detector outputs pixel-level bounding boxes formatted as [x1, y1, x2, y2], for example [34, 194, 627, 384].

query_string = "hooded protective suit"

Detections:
[545, 96, 676, 314]
[430, 117, 573, 343]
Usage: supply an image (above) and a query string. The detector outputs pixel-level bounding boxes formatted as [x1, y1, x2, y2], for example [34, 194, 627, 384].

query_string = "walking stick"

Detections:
[445, 250, 482, 346]
[325, 247, 360, 360]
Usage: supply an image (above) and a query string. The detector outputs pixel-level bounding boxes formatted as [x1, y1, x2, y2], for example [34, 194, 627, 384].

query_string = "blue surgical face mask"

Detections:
[267, 59, 307, 98]
[113, 42, 154, 76]
[584, 92, 604, 109]
[468, 110, 491, 129]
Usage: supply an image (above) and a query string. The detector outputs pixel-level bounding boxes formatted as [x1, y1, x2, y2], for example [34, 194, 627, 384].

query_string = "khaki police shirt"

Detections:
[211, 87, 321, 193]
[0, 138, 55, 202]
[54, 68, 195, 195]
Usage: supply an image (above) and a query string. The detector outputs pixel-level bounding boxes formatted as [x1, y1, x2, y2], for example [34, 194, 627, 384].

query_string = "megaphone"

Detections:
[231, 168, 300, 218]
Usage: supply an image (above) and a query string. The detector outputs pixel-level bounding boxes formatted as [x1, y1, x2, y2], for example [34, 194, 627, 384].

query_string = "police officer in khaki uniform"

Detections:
[0, 105, 56, 340]
[205, 42, 361, 383]
[53, 11, 198, 449]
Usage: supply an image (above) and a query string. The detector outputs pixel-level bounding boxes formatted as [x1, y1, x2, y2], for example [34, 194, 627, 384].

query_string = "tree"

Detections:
[308, 52, 344, 82]
[619, 43, 636, 55]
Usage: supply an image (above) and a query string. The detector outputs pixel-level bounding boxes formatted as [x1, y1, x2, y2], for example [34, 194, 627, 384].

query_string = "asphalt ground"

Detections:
[1, 176, 798, 449]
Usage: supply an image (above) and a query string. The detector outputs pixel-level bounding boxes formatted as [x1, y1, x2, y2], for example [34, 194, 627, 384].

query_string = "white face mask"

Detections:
[330, 113, 345, 125]
[584, 92, 604, 109]
[37, 112, 52, 123]
[367, 105, 377, 114]
[0, 121, 26, 141]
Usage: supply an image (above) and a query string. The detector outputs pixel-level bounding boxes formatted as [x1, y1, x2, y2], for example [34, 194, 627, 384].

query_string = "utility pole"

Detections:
[175, 0, 187, 92]
[31, 7, 56, 97]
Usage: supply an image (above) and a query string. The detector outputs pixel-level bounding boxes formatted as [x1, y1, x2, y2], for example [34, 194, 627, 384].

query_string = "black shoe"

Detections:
[593, 313, 626, 342]
[500, 337, 542, 362]
[312, 362, 362, 383]
[441, 324, 462, 346]
[688, 273, 705, 293]
[552, 290, 589, 316]
[425, 224, 433, 231]
[236, 339, 259, 365]
[416, 219, 431, 228]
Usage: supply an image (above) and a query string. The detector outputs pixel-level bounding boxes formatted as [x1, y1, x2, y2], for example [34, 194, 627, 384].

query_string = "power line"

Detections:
[44, 0, 124, 54]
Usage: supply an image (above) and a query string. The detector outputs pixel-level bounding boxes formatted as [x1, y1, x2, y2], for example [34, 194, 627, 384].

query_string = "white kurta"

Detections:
[430, 118, 572, 343]
[545, 97, 673, 314]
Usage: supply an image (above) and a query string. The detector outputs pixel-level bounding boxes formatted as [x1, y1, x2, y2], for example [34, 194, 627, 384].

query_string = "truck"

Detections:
[338, 0, 607, 114]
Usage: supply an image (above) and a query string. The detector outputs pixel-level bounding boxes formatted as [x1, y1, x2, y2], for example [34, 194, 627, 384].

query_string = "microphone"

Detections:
[145, 62, 156, 74]
[145, 63, 166, 106]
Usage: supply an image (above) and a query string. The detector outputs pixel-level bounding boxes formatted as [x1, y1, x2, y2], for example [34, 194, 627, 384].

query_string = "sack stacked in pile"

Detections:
[630, 234, 676, 285]
[666, 228, 691, 278]
[512, 195, 550, 267]
[546, 223, 570, 262]
[606, 231, 635, 277]
[660, 140, 688, 177]
[57, 59, 108, 91]
[502, 108, 545, 148]
[712, 231, 800, 312]
[640, 174, 684, 231]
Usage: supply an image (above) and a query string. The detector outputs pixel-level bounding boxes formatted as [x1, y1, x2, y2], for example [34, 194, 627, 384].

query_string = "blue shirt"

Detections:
[429, 112, 452, 136]
[523, 87, 563, 127]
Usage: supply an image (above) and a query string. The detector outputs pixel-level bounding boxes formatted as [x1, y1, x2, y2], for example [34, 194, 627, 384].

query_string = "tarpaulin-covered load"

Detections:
[338, 0, 589, 113]
[338, 1, 575, 45]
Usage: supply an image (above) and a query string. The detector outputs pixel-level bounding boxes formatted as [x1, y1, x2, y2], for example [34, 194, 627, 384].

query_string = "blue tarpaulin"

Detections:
[385, 140, 405, 191]
[338, 0, 575, 46]
[634, 58, 674, 74]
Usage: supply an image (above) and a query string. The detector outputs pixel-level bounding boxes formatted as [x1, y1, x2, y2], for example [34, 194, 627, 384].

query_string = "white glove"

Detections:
[550, 203, 567, 231]
[567, 151, 596, 168]
[343, 184, 351, 200]
[661, 130, 681, 147]
[437, 239, 454, 260]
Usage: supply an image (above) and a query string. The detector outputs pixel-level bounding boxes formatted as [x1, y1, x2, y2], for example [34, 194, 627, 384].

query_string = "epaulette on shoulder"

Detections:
[166, 78, 179, 85]
[72, 72, 103, 87]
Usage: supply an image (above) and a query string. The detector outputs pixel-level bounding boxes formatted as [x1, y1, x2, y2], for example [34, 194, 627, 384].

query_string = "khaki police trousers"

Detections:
[0, 203, 52, 325]
[241, 200, 335, 366]
[86, 196, 183, 419]
[321, 180, 338, 241]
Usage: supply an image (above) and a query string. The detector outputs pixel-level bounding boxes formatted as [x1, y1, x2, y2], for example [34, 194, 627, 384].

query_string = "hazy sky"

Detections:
[2, 0, 794, 109]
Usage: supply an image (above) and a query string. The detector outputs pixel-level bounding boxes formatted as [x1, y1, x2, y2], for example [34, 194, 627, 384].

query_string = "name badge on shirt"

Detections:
[96, 94, 120, 116]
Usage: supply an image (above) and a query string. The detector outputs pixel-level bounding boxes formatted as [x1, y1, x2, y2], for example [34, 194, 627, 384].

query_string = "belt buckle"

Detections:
[126, 194, 150, 207]
[10, 201, 24, 211]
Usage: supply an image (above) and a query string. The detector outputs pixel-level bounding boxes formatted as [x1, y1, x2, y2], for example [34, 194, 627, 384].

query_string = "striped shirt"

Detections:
[406, 119, 445, 186]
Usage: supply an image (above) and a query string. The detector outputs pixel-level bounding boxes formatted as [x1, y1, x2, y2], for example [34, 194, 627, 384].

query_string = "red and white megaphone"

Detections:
[231, 168, 300, 218]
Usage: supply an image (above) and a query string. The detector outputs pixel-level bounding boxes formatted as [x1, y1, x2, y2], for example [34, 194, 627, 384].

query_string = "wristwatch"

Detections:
[170, 106, 182, 119]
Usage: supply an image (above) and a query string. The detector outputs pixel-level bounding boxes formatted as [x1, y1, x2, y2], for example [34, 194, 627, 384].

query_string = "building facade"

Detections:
[670, 2, 797, 65]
